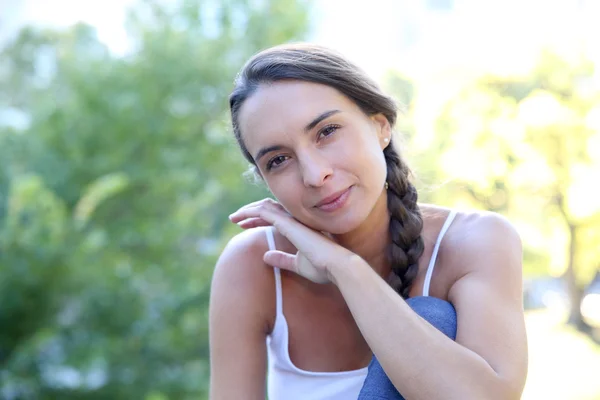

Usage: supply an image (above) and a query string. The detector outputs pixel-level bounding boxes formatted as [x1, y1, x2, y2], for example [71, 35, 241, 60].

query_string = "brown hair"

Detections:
[229, 43, 424, 298]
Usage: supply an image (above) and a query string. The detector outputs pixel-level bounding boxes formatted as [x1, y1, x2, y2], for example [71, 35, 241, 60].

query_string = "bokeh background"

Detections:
[1, 0, 599, 399]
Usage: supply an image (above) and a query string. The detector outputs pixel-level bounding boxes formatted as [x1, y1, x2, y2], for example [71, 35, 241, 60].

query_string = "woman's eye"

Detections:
[319, 124, 340, 138]
[266, 155, 288, 170]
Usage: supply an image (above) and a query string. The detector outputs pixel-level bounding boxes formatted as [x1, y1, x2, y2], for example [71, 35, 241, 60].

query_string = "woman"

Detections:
[209, 43, 528, 399]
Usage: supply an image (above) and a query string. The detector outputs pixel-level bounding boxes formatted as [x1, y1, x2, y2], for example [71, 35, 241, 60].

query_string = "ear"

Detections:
[371, 113, 392, 149]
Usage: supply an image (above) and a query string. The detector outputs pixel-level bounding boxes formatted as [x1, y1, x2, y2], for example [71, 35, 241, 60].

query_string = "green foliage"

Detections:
[0, 0, 308, 398]
[382, 51, 599, 330]
[397, 51, 600, 314]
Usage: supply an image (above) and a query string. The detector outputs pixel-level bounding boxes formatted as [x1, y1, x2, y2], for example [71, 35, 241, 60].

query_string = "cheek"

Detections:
[342, 134, 387, 179]
[362, 150, 388, 191]
[353, 150, 388, 206]
[265, 176, 303, 213]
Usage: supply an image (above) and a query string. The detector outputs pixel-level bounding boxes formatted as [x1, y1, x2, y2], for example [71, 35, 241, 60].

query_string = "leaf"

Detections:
[74, 173, 130, 228]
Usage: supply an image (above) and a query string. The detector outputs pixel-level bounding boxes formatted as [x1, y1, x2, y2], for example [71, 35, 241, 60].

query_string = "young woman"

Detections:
[209, 43, 528, 400]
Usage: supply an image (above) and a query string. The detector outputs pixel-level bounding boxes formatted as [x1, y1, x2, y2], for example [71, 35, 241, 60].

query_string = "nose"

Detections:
[300, 151, 333, 188]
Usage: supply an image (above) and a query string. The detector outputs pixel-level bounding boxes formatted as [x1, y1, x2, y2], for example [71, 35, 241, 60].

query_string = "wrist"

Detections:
[327, 253, 367, 286]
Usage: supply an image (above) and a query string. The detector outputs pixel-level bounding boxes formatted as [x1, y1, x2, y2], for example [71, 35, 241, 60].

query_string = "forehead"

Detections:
[238, 80, 360, 152]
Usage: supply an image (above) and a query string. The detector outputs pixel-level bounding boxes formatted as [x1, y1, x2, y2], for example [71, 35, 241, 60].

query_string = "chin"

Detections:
[305, 210, 369, 235]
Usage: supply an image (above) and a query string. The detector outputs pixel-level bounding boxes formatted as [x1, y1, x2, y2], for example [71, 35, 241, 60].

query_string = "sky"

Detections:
[2, 0, 598, 148]
[2, 0, 599, 81]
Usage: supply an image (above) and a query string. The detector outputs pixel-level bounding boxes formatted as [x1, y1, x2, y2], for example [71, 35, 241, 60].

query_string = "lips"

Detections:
[315, 188, 350, 207]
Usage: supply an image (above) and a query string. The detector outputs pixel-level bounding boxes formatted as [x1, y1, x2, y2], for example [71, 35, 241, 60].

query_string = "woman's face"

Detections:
[238, 80, 391, 234]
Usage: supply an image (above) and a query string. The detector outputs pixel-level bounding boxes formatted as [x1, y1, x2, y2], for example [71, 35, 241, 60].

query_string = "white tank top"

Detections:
[265, 210, 458, 400]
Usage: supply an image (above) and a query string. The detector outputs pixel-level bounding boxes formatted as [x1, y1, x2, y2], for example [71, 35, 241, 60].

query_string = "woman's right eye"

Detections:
[266, 155, 289, 170]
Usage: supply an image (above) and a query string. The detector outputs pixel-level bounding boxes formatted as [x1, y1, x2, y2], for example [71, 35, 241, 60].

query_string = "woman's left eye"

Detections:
[319, 124, 341, 139]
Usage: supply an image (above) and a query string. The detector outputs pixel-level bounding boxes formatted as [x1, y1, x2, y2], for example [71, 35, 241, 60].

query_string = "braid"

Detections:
[384, 143, 424, 298]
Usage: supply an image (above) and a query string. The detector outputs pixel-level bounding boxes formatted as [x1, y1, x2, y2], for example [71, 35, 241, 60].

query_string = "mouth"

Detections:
[314, 186, 353, 212]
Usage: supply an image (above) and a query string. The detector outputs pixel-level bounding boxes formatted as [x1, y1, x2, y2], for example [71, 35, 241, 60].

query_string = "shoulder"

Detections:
[422, 205, 521, 258]
[446, 209, 522, 263]
[210, 227, 277, 333]
[215, 226, 272, 269]
[443, 209, 523, 295]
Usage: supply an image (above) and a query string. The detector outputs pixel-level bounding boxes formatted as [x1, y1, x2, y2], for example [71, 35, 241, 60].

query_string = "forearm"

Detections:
[330, 256, 519, 400]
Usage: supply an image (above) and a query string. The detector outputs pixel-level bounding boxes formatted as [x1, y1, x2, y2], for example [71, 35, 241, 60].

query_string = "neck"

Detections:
[331, 190, 391, 278]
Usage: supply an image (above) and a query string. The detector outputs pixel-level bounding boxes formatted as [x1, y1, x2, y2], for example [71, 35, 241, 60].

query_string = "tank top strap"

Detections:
[423, 210, 458, 297]
[265, 227, 283, 315]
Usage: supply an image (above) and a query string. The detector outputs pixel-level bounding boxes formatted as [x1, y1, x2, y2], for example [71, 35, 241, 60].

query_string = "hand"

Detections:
[229, 198, 356, 284]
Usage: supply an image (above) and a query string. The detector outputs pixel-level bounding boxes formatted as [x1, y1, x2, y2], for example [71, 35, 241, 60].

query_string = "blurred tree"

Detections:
[426, 51, 600, 331]
[0, 0, 308, 398]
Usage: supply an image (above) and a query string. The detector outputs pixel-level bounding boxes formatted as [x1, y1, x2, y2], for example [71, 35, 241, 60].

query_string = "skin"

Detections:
[209, 80, 528, 399]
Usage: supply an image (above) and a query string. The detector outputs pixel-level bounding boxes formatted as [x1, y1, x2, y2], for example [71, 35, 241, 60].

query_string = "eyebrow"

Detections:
[253, 109, 342, 162]
[304, 109, 341, 132]
[254, 145, 283, 163]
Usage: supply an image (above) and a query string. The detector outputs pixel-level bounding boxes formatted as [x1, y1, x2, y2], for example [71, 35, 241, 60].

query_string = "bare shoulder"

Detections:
[444, 209, 523, 293]
[213, 226, 273, 281]
[210, 227, 277, 333]
[453, 209, 519, 239]
[447, 210, 522, 261]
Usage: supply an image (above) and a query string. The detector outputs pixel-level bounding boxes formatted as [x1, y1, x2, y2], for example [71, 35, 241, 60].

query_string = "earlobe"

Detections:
[372, 114, 392, 149]
[381, 136, 391, 150]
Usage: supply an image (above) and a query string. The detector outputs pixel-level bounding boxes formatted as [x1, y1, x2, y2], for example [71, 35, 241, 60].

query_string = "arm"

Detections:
[209, 229, 273, 400]
[229, 202, 528, 399]
[331, 213, 528, 400]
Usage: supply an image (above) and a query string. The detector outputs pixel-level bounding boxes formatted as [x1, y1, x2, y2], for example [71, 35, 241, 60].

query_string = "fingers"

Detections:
[228, 199, 317, 255]
[263, 250, 296, 271]
[229, 206, 274, 226]
[234, 198, 283, 214]
[236, 217, 271, 229]
[229, 198, 286, 224]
